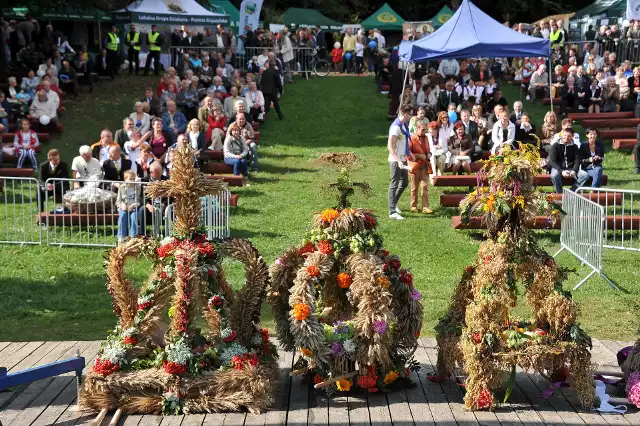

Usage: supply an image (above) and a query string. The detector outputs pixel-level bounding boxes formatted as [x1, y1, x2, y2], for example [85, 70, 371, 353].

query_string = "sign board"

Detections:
[402, 21, 435, 40]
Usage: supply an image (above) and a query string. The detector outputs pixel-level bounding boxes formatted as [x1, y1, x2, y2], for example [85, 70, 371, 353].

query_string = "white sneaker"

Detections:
[526, 95, 531, 100]
[395, 206, 402, 214]
[389, 212, 404, 220]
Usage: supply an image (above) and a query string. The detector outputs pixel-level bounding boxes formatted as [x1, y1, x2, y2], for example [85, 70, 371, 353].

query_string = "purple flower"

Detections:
[275, 258, 282, 265]
[331, 341, 344, 355]
[333, 321, 349, 334]
[411, 289, 421, 301]
[372, 320, 388, 335]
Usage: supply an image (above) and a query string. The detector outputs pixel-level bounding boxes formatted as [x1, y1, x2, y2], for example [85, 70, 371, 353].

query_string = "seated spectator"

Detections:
[0, 92, 10, 129]
[528, 65, 549, 102]
[114, 118, 135, 150]
[185, 118, 206, 162]
[585, 78, 603, 113]
[140, 87, 163, 117]
[409, 107, 429, 134]
[515, 113, 536, 146]
[166, 67, 179, 87]
[162, 100, 187, 144]
[103, 145, 132, 184]
[72, 145, 103, 188]
[6, 77, 27, 116]
[230, 70, 244, 91]
[160, 82, 178, 111]
[436, 110, 454, 147]
[438, 80, 459, 111]
[486, 104, 503, 138]
[38, 149, 70, 212]
[459, 109, 481, 159]
[576, 128, 604, 188]
[21, 70, 39, 100]
[482, 75, 498, 101]
[197, 96, 217, 134]
[135, 144, 155, 179]
[199, 58, 215, 87]
[116, 170, 142, 243]
[602, 76, 620, 112]
[438, 58, 460, 81]
[245, 82, 265, 122]
[408, 121, 432, 214]
[37, 57, 57, 79]
[137, 161, 168, 234]
[616, 67, 632, 110]
[29, 90, 58, 133]
[127, 102, 150, 134]
[124, 129, 148, 174]
[176, 79, 198, 120]
[461, 78, 483, 104]
[491, 110, 516, 154]
[38, 78, 62, 112]
[57, 60, 78, 98]
[427, 121, 447, 181]
[486, 87, 508, 113]
[509, 101, 525, 126]
[13, 118, 39, 169]
[559, 76, 579, 115]
[149, 118, 172, 162]
[223, 124, 250, 179]
[448, 121, 473, 173]
[189, 51, 203, 72]
[548, 128, 580, 193]
[471, 104, 488, 152]
[232, 100, 252, 125]
[207, 76, 227, 98]
[401, 86, 415, 111]
[416, 84, 437, 117]
[550, 65, 565, 98]
[227, 113, 258, 171]
[206, 105, 227, 150]
[223, 86, 247, 121]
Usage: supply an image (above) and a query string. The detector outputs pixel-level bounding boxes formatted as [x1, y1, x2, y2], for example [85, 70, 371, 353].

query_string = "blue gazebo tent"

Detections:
[399, 0, 549, 62]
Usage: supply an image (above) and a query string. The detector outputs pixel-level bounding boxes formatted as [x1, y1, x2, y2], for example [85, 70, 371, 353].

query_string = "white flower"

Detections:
[219, 342, 248, 366]
[101, 341, 127, 364]
[221, 328, 234, 339]
[343, 339, 356, 354]
[163, 265, 175, 275]
[137, 293, 154, 304]
[165, 337, 193, 364]
[121, 327, 137, 338]
[160, 236, 174, 246]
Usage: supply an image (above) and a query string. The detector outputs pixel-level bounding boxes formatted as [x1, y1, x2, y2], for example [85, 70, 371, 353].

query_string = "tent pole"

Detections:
[548, 48, 553, 113]
[398, 63, 410, 115]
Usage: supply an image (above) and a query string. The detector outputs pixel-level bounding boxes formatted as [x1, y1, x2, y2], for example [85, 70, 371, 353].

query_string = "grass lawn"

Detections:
[0, 75, 639, 342]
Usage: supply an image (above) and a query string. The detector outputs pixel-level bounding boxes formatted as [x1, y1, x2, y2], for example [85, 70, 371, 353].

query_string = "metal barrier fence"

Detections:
[0, 177, 42, 246]
[576, 187, 640, 253]
[0, 177, 230, 248]
[570, 39, 640, 65]
[553, 189, 618, 291]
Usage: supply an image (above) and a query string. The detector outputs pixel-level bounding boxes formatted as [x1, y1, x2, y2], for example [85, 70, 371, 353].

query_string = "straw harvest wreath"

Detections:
[434, 144, 595, 411]
[269, 174, 423, 394]
[79, 144, 277, 416]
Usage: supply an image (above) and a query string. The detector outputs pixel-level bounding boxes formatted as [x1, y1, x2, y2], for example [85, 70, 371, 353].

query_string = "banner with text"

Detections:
[238, 0, 264, 52]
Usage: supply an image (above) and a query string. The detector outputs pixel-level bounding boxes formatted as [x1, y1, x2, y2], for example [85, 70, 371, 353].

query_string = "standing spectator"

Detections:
[170, 27, 182, 68]
[144, 25, 162, 76]
[102, 145, 132, 183]
[72, 145, 103, 188]
[342, 28, 356, 74]
[13, 118, 39, 168]
[585, 25, 596, 41]
[261, 61, 283, 120]
[576, 128, 604, 188]
[280, 28, 294, 83]
[491, 110, 516, 154]
[223, 124, 250, 180]
[162, 100, 187, 143]
[548, 128, 580, 193]
[355, 36, 365, 74]
[126, 24, 140, 75]
[331, 42, 343, 73]
[38, 149, 69, 212]
[104, 25, 120, 79]
[387, 105, 413, 220]
[438, 59, 460, 80]
[116, 170, 142, 243]
[408, 121, 432, 214]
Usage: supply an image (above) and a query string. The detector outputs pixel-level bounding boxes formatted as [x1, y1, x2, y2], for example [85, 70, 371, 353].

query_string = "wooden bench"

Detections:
[35, 213, 119, 226]
[0, 168, 35, 177]
[541, 98, 561, 105]
[568, 111, 635, 121]
[202, 150, 224, 161]
[252, 122, 260, 131]
[206, 175, 244, 187]
[612, 139, 637, 151]
[595, 128, 636, 140]
[230, 193, 239, 207]
[2, 133, 50, 143]
[451, 215, 640, 230]
[440, 191, 623, 208]
[432, 174, 608, 187]
[580, 118, 640, 129]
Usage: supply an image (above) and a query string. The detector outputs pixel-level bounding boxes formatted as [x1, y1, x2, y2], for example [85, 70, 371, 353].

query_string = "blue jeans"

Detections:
[224, 156, 248, 177]
[118, 208, 138, 239]
[0, 117, 8, 129]
[577, 166, 603, 188]
[248, 142, 258, 171]
[551, 168, 577, 193]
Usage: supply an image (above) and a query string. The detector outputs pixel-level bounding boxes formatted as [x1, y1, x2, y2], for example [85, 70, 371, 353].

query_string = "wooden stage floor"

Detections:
[0, 338, 638, 425]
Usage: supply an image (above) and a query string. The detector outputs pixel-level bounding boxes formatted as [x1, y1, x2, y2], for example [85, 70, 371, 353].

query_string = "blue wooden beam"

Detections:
[0, 356, 85, 391]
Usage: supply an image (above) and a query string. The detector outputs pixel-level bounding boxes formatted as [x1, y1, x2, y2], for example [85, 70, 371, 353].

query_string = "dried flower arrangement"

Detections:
[435, 145, 595, 410]
[80, 144, 277, 415]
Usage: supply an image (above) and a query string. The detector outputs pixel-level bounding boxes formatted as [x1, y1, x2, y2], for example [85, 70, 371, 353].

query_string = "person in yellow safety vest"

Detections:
[145, 24, 162, 76]
[104, 25, 120, 79]
[549, 22, 564, 50]
[126, 24, 140, 75]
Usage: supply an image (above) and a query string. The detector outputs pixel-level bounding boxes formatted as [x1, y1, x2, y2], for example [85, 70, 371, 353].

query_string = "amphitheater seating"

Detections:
[440, 191, 623, 208]
[612, 139, 637, 151]
[206, 175, 244, 187]
[2, 133, 50, 143]
[593, 128, 636, 140]
[432, 174, 608, 187]
[0, 168, 35, 177]
[568, 111, 634, 121]
[580, 118, 640, 129]
[541, 98, 561, 105]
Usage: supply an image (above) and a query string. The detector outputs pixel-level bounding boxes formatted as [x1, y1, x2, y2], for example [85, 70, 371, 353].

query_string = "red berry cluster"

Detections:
[399, 269, 413, 285]
[209, 295, 224, 311]
[122, 336, 137, 346]
[316, 240, 333, 255]
[137, 301, 152, 310]
[298, 243, 315, 256]
[163, 360, 187, 375]
[93, 358, 120, 376]
[389, 258, 401, 270]
[363, 214, 377, 230]
[357, 366, 379, 392]
[223, 330, 237, 343]
[230, 353, 260, 370]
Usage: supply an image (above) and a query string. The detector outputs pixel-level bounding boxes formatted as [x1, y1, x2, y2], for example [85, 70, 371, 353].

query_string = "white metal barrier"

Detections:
[553, 189, 618, 291]
[164, 192, 231, 240]
[0, 177, 42, 245]
[577, 187, 640, 253]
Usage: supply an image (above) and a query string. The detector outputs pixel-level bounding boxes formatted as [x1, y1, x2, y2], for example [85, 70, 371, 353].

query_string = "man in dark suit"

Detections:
[182, 30, 198, 48]
[459, 109, 482, 160]
[438, 80, 459, 111]
[261, 61, 283, 120]
[315, 25, 327, 55]
[38, 149, 69, 212]
[140, 87, 163, 117]
[509, 101, 525, 126]
[170, 27, 183, 67]
[102, 145, 132, 190]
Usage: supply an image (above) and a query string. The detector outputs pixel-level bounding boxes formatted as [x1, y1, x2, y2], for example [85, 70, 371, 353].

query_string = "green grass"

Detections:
[0, 76, 639, 342]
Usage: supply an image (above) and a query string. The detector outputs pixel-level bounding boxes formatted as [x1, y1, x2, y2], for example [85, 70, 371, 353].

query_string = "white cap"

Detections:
[79, 145, 91, 155]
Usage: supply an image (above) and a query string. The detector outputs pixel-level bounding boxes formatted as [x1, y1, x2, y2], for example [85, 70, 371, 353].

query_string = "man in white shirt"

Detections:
[438, 59, 460, 80]
[257, 49, 269, 68]
[460, 78, 483, 103]
[42, 80, 60, 111]
[388, 105, 413, 220]
[223, 86, 247, 120]
[72, 145, 103, 188]
[551, 118, 581, 146]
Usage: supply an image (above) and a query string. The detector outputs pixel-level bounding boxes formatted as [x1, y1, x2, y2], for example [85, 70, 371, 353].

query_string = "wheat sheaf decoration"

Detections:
[435, 145, 594, 411]
[269, 206, 423, 395]
[80, 144, 277, 416]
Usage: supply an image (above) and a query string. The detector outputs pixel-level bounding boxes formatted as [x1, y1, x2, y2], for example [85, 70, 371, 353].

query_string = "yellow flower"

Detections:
[498, 191, 505, 198]
[515, 195, 525, 209]
[300, 347, 313, 357]
[552, 209, 559, 215]
[383, 370, 400, 385]
[321, 209, 340, 223]
[336, 378, 352, 391]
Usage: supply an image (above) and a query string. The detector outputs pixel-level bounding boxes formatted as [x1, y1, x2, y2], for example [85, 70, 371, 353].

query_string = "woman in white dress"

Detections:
[124, 129, 149, 174]
[427, 120, 447, 183]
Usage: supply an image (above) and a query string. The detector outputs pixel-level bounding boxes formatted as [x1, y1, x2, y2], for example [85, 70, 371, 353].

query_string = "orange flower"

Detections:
[321, 208, 340, 223]
[383, 370, 400, 385]
[337, 272, 352, 289]
[307, 265, 320, 277]
[377, 275, 390, 288]
[317, 240, 333, 255]
[300, 347, 313, 357]
[293, 303, 311, 321]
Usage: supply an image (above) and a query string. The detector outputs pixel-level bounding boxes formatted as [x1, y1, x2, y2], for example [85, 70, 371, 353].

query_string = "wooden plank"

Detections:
[521, 370, 587, 426]
[386, 385, 416, 426]
[222, 412, 246, 426]
[503, 376, 547, 426]
[328, 393, 348, 426]
[599, 340, 626, 359]
[260, 346, 294, 426]
[179, 414, 205, 426]
[160, 415, 185, 425]
[137, 415, 164, 426]
[402, 368, 436, 426]
[0, 341, 12, 354]
[366, 392, 391, 426]
[557, 381, 628, 426]
[24, 341, 95, 426]
[0, 340, 78, 424]
[307, 392, 328, 426]
[202, 413, 226, 425]
[121, 415, 145, 426]
[512, 370, 565, 426]
[346, 392, 370, 426]
[286, 351, 309, 426]
[591, 339, 621, 374]
[0, 341, 46, 371]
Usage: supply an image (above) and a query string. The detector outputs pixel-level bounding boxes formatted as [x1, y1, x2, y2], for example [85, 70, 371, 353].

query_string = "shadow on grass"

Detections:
[230, 228, 283, 239]
[258, 163, 316, 175]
